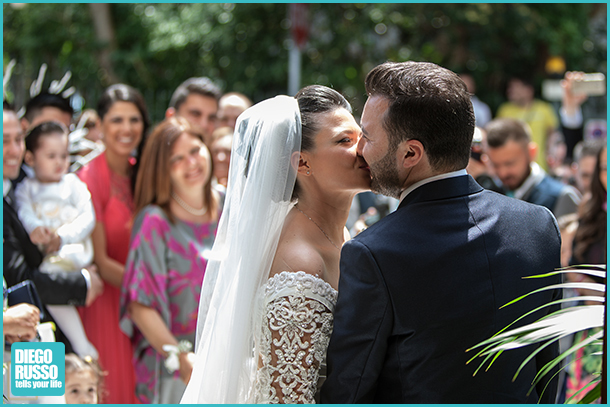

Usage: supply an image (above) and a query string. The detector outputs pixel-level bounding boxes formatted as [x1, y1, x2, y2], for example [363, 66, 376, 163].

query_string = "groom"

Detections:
[321, 62, 561, 403]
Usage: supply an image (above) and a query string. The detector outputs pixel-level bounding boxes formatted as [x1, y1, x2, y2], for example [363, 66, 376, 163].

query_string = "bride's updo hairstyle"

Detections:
[292, 85, 352, 200]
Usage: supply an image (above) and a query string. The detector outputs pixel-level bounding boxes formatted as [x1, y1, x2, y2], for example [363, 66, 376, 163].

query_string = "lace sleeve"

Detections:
[255, 288, 335, 404]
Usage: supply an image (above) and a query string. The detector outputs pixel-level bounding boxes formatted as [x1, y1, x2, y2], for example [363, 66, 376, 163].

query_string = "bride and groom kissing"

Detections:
[181, 61, 561, 403]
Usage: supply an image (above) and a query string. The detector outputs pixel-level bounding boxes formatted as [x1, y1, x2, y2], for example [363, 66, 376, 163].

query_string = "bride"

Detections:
[181, 85, 371, 403]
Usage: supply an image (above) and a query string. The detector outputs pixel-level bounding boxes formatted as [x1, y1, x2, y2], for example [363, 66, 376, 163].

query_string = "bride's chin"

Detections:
[359, 178, 373, 190]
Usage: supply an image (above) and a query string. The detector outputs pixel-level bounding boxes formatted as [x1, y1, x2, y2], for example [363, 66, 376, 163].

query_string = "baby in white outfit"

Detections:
[15, 121, 97, 359]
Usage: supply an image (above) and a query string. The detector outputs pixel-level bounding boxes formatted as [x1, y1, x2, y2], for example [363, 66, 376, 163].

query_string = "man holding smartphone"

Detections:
[496, 76, 559, 171]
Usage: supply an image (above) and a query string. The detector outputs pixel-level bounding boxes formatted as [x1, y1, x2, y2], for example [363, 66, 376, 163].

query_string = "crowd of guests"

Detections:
[463, 71, 606, 404]
[465, 72, 606, 270]
[3, 66, 606, 404]
[3, 76, 248, 403]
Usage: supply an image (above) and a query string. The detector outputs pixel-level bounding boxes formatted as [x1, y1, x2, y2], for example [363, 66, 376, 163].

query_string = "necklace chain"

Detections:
[296, 206, 340, 250]
[171, 192, 207, 216]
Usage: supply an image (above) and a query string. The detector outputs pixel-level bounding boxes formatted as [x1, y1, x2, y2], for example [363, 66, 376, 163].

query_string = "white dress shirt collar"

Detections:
[399, 169, 468, 204]
[3, 179, 12, 198]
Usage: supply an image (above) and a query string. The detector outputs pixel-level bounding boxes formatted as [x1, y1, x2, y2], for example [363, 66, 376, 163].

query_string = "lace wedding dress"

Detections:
[182, 96, 319, 403]
[253, 271, 337, 404]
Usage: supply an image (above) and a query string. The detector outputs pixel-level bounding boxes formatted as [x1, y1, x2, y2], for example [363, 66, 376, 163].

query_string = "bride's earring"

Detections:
[307, 170, 310, 175]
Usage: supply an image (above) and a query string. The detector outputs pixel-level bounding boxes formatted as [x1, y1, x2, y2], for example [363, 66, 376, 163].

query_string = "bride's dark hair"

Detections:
[292, 85, 352, 200]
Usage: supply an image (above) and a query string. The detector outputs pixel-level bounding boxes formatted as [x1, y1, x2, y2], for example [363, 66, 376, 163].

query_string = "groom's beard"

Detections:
[370, 149, 402, 199]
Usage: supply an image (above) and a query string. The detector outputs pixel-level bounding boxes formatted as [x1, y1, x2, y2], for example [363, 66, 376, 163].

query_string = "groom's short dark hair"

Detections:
[365, 61, 475, 172]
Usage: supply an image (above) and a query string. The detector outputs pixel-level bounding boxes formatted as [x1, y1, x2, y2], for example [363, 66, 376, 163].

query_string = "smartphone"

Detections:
[470, 127, 483, 162]
[571, 73, 606, 96]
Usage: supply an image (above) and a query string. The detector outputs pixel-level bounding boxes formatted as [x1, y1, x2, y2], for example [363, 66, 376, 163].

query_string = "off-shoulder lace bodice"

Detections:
[253, 271, 337, 404]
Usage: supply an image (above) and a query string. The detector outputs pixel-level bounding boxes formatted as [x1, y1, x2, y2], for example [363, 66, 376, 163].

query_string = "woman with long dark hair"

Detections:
[572, 145, 606, 265]
[562, 145, 605, 403]
[78, 83, 150, 403]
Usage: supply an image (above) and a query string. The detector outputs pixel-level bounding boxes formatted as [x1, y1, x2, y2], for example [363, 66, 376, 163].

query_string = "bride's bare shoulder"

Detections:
[269, 215, 326, 280]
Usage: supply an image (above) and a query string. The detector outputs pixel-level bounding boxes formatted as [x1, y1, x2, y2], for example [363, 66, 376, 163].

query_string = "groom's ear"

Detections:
[399, 139, 424, 169]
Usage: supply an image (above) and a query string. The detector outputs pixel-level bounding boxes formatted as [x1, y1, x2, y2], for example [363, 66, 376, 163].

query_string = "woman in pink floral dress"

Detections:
[120, 117, 222, 403]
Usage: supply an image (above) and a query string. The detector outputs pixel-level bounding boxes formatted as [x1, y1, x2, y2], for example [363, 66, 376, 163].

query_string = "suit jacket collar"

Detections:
[399, 169, 468, 203]
[4, 188, 16, 210]
[397, 174, 483, 210]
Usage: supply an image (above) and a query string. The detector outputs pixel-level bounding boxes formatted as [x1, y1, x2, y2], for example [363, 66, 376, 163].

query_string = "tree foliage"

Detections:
[3, 3, 606, 122]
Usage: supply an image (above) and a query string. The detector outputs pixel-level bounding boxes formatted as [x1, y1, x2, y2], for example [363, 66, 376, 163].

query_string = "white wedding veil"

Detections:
[181, 95, 302, 403]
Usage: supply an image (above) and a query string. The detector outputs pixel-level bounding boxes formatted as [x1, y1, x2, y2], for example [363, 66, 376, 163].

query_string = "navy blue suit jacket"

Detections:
[321, 175, 561, 403]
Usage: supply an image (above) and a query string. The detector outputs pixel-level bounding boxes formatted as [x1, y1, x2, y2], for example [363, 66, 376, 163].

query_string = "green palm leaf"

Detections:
[468, 265, 606, 404]
[531, 330, 603, 387]
[566, 378, 602, 404]
[472, 306, 604, 354]
[526, 264, 606, 280]
[501, 282, 605, 309]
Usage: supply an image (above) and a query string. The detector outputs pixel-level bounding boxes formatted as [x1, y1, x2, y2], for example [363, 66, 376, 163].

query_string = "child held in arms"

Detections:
[15, 121, 98, 358]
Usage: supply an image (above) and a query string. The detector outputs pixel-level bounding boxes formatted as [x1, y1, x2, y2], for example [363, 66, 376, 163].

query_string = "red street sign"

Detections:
[290, 3, 309, 50]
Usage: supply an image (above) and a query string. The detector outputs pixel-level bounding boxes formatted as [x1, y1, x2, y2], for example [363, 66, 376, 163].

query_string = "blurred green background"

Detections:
[3, 3, 607, 122]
